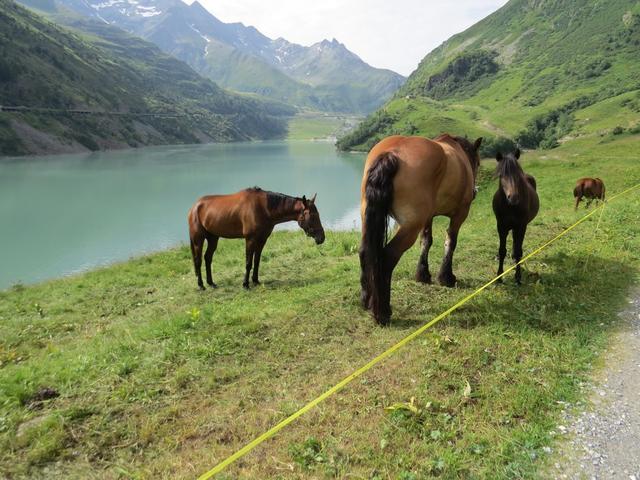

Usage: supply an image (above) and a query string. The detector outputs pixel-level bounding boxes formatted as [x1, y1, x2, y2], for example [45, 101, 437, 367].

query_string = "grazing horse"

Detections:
[492, 149, 539, 284]
[188, 188, 325, 290]
[573, 177, 605, 210]
[359, 134, 483, 326]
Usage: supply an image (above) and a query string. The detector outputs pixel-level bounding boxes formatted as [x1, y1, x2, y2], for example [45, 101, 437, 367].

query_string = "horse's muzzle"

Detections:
[315, 231, 325, 245]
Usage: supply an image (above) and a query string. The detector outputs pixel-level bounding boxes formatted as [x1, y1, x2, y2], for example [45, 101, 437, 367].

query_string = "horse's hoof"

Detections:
[198, 284, 206, 291]
[252, 279, 261, 285]
[496, 277, 503, 284]
[438, 275, 456, 288]
[415, 272, 432, 284]
[242, 282, 250, 290]
[208, 282, 218, 289]
[375, 313, 391, 327]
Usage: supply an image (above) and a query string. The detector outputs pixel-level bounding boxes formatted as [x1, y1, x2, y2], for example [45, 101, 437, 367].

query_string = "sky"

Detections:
[186, 0, 509, 76]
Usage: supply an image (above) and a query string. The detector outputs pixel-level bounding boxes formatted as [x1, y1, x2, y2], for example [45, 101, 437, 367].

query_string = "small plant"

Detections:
[289, 437, 326, 470]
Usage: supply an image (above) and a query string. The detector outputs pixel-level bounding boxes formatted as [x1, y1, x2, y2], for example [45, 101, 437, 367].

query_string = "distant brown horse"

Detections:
[359, 134, 483, 325]
[492, 149, 539, 284]
[188, 188, 325, 290]
[573, 177, 605, 210]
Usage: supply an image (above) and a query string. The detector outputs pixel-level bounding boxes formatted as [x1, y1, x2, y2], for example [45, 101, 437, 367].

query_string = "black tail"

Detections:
[596, 178, 606, 201]
[360, 152, 400, 324]
[573, 184, 582, 198]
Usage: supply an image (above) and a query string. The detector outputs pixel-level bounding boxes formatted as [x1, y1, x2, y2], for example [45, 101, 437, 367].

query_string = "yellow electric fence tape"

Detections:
[198, 182, 640, 480]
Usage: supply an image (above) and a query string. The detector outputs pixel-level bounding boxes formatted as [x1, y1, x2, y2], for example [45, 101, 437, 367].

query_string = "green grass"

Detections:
[1, 136, 640, 478]
[287, 114, 363, 140]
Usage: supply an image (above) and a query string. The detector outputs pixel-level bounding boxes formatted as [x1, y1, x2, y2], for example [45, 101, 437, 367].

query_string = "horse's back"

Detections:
[364, 135, 471, 224]
[575, 177, 604, 198]
[189, 190, 260, 238]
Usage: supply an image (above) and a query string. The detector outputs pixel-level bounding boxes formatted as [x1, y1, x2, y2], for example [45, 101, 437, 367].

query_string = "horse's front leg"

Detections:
[512, 224, 527, 285]
[252, 236, 268, 285]
[496, 222, 508, 283]
[437, 212, 468, 287]
[416, 217, 434, 284]
[243, 238, 255, 289]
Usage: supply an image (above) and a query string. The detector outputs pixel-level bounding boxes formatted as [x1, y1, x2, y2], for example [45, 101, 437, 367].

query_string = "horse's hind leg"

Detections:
[512, 224, 527, 285]
[437, 211, 468, 287]
[377, 223, 421, 325]
[204, 234, 219, 288]
[190, 234, 206, 291]
[359, 248, 371, 309]
[574, 195, 581, 210]
[416, 217, 434, 284]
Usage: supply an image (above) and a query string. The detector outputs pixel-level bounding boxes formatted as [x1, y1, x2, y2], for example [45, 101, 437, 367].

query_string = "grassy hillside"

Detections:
[0, 0, 294, 156]
[1, 133, 639, 478]
[337, 0, 640, 152]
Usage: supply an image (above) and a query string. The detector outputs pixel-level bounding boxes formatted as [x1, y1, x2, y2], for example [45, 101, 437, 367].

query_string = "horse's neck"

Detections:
[269, 197, 302, 224]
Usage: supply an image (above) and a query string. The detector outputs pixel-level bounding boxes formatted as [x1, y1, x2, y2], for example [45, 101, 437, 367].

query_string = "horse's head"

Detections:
[297, 194, 325, 245]
[495, 149, 523, 205]
[453, 136, 483, 197]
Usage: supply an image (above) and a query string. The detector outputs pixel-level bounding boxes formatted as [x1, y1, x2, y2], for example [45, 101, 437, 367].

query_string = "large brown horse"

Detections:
[188, 188, 325, 290]
[492, 149, 539, 284]
[573, 177, 605, 210]
[359, 134, 483, 325]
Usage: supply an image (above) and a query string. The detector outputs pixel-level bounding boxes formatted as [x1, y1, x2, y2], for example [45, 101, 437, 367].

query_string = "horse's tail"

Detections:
[573, 183, 582, 198]
[361, 151, 400, 323]
[594, 178, 606, 201]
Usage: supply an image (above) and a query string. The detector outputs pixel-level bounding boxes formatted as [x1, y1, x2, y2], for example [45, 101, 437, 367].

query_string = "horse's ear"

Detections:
[302, 195, 308, 207]
[496, 152, 503, 162]
[311, 193, 317, 204]
[474, 137, 483, 150]
[515, 148, 521, 159]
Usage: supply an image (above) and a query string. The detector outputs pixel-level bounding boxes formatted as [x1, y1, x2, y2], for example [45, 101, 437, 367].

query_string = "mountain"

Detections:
[20, 0, 405, 113]
[0, 0, 294, 156]
[337, 0, 640, 152]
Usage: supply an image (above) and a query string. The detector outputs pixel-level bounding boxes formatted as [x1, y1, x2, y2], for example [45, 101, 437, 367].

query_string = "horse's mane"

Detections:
[247, 187, 300, 213]
[495, 153, 523, 179]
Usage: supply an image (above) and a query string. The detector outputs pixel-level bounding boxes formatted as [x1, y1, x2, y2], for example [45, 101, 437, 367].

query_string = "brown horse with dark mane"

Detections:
[188, 188, 325, 290]
[573, 177, 605, 210]
[492, 149, 539, 284]
[359, 134, 483, 325]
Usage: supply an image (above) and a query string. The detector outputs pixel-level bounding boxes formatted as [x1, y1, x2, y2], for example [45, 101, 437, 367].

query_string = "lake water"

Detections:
[0, 141, 365, 289]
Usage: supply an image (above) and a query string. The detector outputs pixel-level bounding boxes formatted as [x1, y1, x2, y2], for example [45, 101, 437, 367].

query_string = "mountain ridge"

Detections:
[337, 0, 640, 152]
[20, 0, 405, 113]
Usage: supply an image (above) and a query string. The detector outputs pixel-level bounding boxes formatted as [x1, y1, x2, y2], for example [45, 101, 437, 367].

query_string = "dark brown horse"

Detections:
[573, 177, 605, 210]
[188, 187, 325, 290]
[492, 149, 539, 284]
[359, 134, 483, 325]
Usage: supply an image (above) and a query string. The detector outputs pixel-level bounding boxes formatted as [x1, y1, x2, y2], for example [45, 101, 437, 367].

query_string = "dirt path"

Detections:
[550, 291, 640, 479]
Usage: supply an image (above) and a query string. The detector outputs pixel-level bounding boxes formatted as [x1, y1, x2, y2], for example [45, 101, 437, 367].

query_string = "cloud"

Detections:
[187, 0, 509, 76]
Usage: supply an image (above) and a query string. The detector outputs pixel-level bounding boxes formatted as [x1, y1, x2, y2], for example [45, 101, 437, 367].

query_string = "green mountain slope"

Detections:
[0, 0, 293, 156]
[337, 0, 640, 152]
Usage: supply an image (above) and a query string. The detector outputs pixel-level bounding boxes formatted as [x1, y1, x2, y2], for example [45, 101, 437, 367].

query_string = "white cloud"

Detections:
[184, 0, 509, 76]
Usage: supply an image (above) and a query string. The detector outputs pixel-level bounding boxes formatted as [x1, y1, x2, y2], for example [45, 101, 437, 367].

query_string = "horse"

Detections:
[187, 188, 325, 290]
[492, 149, 539, 284]
[573, 177, 605, 210]
[359, 134, 483, 326]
